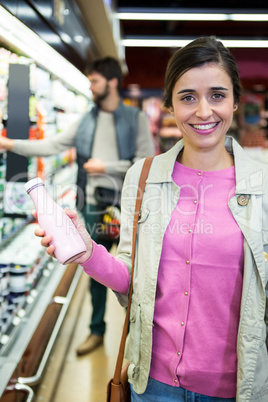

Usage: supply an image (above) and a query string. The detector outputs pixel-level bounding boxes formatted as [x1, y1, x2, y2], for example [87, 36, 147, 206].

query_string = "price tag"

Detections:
[30, 289, 38, 298]
[27, 295, 34, 304]
[17, 309, 25, 318]
[12, 316, 21, 326]
[0, 334, 9, 345]
[47, 262, 54, 270]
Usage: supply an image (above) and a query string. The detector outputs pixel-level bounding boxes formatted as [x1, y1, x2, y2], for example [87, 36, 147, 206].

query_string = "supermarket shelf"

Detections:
[0, 261, 82, 396]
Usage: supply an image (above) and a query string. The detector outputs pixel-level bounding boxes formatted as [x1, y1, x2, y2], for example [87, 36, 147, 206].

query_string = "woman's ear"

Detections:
[233, 104, 238, 112]
[169, 107, 174, 114]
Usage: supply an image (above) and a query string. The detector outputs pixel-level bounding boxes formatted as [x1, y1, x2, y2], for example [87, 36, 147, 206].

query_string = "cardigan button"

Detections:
[237, 195, 249, 206]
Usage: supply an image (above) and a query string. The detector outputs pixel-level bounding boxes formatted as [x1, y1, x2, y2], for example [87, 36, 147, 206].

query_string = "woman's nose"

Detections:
[195, 99, 213, 120]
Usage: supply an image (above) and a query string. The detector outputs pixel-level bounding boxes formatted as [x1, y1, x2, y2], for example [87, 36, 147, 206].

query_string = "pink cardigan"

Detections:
[82, 162, 244, 398]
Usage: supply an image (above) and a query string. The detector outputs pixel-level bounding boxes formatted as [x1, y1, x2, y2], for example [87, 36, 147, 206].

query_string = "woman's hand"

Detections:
[34, 209, 94, 264]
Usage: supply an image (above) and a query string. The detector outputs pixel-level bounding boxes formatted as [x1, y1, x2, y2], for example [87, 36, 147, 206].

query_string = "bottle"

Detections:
[24, 177, 86, 265]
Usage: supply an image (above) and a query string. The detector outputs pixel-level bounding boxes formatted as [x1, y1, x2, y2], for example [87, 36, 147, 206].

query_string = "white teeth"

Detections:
[192, 123, 217, 130]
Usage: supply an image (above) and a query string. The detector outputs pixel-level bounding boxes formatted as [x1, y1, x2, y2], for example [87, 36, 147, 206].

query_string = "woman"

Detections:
[36, 36, 268, 401]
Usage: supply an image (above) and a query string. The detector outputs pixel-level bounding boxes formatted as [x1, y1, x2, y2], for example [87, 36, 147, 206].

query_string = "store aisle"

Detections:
[36, 260, 126, 402]
[55, 279, 125, 402]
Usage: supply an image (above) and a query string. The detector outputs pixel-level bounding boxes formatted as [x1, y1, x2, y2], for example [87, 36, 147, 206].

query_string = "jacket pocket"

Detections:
[251, 324, 268, 395]
[138, 207, 150, 224]
[262, 229, 268, 248]
[130, 303, 141, 365]
[127, 299, 141, 382]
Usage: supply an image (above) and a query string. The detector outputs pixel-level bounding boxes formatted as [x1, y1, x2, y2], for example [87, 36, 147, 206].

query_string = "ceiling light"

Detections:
[0, 6, 90, 97]
[121, 38, 268, 48]
[117, 12, 268, 22]
[60, 33, 72, 44]
[229, 14, 268, 21]
[223, 39, 268, 48]
[117, 12, 228, 21]
[41, 33, 62, 45]
[73, 35, 84, 43]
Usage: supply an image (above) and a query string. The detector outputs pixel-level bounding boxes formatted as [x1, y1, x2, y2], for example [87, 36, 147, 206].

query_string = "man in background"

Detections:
[0, 57, 155, 355]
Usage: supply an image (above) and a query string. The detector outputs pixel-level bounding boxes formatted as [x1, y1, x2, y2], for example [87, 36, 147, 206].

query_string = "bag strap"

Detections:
[112, 156, 154, 385]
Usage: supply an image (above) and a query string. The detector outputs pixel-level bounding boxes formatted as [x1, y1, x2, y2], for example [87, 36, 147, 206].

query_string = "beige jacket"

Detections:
[116, 136, 268, 401]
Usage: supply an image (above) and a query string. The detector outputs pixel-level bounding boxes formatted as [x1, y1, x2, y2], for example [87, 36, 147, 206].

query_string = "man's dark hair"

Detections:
[85, 57, 123, 89]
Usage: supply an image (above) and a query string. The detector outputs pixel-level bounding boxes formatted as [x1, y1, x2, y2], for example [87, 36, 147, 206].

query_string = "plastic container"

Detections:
[9, 264, 29, 293]
[0, 264, 9, 293]
[24, 177, 86, 265]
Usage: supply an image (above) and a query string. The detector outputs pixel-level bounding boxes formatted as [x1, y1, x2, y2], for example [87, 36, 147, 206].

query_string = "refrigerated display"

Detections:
[0, 46, 88, 401]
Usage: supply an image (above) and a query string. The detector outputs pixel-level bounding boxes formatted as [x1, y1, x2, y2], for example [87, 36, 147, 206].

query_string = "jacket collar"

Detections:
[148, 136, 265, 195]
[227, 136, 264, 195]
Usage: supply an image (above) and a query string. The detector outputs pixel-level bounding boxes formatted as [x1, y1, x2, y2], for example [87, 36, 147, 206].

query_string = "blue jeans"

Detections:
[130, 378, 236, 401]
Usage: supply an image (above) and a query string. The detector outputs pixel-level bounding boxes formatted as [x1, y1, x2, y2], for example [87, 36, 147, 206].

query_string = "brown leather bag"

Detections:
[106, 156, 154, 402]
[107, 363, 130, 401]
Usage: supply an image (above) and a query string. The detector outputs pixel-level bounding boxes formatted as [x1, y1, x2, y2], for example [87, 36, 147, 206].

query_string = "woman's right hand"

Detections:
[34, 209, 94, 264]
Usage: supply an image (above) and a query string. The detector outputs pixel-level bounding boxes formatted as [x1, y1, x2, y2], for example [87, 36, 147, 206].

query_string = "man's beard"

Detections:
[93, 83, 110, 105]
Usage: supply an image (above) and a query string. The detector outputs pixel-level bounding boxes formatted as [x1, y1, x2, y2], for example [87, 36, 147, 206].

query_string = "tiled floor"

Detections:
[36, 262, 126, 402]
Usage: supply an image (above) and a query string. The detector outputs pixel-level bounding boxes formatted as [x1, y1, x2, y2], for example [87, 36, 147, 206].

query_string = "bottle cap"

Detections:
[24, 177, 44, 193]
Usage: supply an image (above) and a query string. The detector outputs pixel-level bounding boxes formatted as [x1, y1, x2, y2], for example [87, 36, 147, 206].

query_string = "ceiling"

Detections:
[115, 0, 268, 93]
[118, 0, 268, 40]
[1, 0, 268, 95]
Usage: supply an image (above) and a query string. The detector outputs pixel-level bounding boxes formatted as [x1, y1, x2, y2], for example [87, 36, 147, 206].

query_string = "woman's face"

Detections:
[171, 63, 236, 153]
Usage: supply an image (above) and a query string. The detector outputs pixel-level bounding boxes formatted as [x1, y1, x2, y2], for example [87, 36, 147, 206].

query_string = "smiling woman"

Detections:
[35, 36, 268, 402]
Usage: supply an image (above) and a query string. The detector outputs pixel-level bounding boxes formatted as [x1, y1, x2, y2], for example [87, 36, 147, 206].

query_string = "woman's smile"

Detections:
[190, 121, 220, 135]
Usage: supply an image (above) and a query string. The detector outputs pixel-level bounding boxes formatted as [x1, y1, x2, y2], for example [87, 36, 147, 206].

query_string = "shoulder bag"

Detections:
[106, 156, 154, 402]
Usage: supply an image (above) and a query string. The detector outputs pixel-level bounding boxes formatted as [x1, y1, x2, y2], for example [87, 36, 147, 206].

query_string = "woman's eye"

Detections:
[182, 95, 194, 102]
[212, 93, 224, 100]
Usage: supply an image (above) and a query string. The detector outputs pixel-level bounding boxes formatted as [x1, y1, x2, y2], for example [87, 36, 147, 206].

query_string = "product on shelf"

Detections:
[0, 44, 88, 364]
[0, 223, 52, 348]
